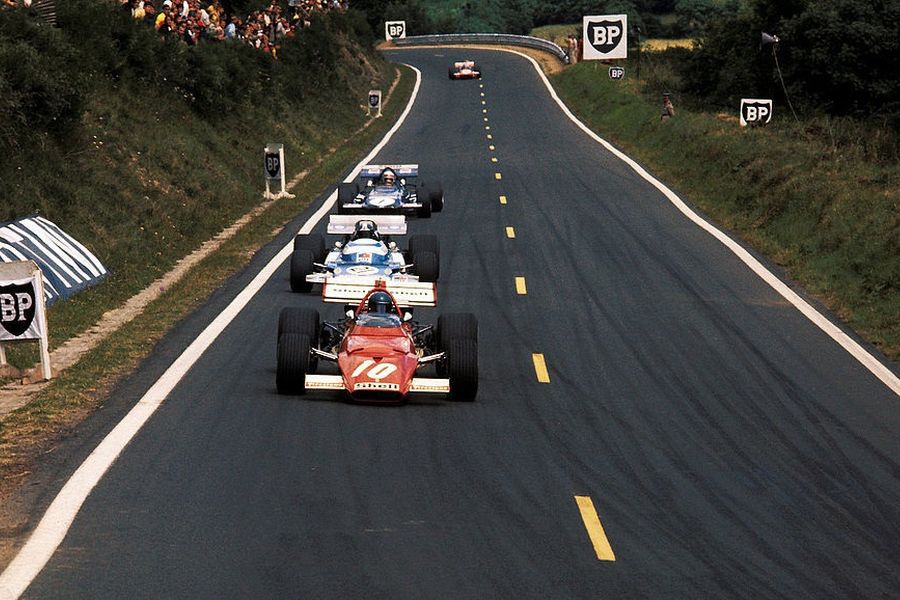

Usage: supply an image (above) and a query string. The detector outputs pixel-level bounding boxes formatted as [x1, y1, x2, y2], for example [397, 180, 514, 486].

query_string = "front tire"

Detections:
[277, 333, 311, 395]
[447, 339, 478, 401]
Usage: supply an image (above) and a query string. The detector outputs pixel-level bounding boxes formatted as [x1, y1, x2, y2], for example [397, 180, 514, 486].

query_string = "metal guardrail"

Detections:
[393, 33, 568, 63]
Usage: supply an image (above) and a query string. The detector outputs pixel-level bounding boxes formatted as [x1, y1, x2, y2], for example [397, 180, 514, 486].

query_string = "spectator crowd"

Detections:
[1, 0, 348, 56]
[125, 0, 348, 55]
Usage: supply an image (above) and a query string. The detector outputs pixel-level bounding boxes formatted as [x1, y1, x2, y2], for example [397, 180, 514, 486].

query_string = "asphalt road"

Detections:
[17, 48, 900, 598]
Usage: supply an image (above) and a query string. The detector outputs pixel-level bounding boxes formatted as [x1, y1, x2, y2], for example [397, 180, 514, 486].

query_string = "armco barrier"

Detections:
[392, 34, 568, 63]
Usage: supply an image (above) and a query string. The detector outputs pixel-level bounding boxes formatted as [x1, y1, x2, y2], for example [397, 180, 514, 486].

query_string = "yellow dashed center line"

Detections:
[499, 195, 507, 204]
[575, 496, 616, 561]
[487, 134, 493, 140]
[482, 109, 488, 113]
[491, 157, 498, 163]
[515, 276, 527, 294]
[484, 118, 489, 122]
[482, 100, 486, 105]
[505, 226, 515, 238]
[480, 91, 485, 95]
[489, 144, 495, 151]
[531, 353, 549, 381]
[485, 125, 491, 130]
[494, 172, 502, 180]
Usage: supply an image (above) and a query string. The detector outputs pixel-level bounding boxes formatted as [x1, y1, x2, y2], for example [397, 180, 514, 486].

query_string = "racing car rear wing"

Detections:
[326, 215, 407, 236]
[321, 277, 436, 307]
[359, 164, 418, 179]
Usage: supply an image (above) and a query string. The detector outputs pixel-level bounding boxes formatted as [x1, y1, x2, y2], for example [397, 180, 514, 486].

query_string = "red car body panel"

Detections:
[336, 286, 421, 401]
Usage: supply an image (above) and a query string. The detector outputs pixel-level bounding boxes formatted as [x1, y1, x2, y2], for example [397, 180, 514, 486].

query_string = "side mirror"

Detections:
[403, 312, 413, 322]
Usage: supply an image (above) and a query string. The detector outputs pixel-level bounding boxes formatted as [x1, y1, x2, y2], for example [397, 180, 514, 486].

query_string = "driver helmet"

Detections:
[367, 291, 394, 314]
[381, 169, 397, 186]
[352, 219, 380, 241]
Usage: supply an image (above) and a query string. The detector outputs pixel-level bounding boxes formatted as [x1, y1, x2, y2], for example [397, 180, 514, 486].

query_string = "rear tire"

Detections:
[448, 67, 454, 79]
[294, 233, 326, 261]
[277, 333, 311, 395]
[429, 183, 444, 212]
[412, 250, 438, 282]
[290, 248, 315, 293]
[408, 234, 440, 279]
[337, 182, 358, 203]
[337, 182, 358, 214]
[417, 195, 432, 218]
[447, 339, 478, 401]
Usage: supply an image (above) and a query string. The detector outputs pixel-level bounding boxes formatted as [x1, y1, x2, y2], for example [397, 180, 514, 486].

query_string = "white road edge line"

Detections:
[500, 48, 897, 397]
[0, 64, 422, 600]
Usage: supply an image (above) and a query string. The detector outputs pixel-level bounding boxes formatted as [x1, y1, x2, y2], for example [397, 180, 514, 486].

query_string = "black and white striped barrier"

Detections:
[0, 216, 108, 306]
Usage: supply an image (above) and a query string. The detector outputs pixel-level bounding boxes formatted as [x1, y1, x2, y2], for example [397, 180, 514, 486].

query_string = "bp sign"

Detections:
[0, 280, 36, 338]
[583, 15, 628, 60]
[385, 21, 406, 40]
[608, 66, 625, 80]
[740, 99, 773, 126]
[264, 145, 283, 180]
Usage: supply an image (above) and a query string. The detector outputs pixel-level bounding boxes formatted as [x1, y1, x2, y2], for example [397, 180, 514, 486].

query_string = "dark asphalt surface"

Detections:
[22, 48, 900, 598]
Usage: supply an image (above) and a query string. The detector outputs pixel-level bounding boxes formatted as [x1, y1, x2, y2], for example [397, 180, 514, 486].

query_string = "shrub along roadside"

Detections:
[551, 61, 899, 362]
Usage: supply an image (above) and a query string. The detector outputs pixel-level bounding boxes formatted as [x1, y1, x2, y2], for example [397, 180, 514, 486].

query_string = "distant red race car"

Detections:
[448, 60, 482, 80]
[276, 280, 478, 402]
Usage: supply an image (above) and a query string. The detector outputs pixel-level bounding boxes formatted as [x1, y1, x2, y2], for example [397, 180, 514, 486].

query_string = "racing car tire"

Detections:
[278, 307, 320, 340]
[429, 183, 444, 212]
[276, 333, 311, 395]
[337, 182, 358, 204]
[408, 234, 440, 279]
[413, 250, 438, 282]
[437, 312, 478, 350]
[448, 67, 454, 79]
[290, 248, 315, 293]
[447, 339, 478, 401]
[294, 233, 326, 261]
[416, 188, 432, 218]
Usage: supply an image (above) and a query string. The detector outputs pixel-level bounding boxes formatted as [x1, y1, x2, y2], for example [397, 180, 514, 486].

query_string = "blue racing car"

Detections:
[290, 215, 440, 293]
[337, 164, 444, 218]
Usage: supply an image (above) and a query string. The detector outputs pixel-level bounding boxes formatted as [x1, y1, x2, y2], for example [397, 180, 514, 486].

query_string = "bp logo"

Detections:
[0, 281, 36, 337]
[740, 99, 773, 127]
[265, 153, 281, 179]
[583, 15, 628, 60]
[608, 66, 625, 80]
[385, 21, 406, 40]
[369, 94, 379, 108]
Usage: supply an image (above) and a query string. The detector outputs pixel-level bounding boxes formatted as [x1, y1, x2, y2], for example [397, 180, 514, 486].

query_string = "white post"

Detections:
[35, 271, 52, 380]
[0, 343, 6, 367]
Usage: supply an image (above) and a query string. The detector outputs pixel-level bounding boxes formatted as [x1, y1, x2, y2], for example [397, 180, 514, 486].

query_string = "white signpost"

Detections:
[385, 20, 406, 41]
[367, 89, 382, 117]
[263, 144, 294, 199]
[0, 260, 52, 380]
[740, 98, 774, 126]
[583, 14, 628, 60]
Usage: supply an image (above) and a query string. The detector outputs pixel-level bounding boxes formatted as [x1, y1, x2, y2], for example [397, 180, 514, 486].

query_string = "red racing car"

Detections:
[448, 60, 482, 80]
[276, 280, 478, 402]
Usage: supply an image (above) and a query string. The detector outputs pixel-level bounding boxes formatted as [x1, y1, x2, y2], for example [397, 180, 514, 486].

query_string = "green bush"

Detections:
[0, 10, 84, 145]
